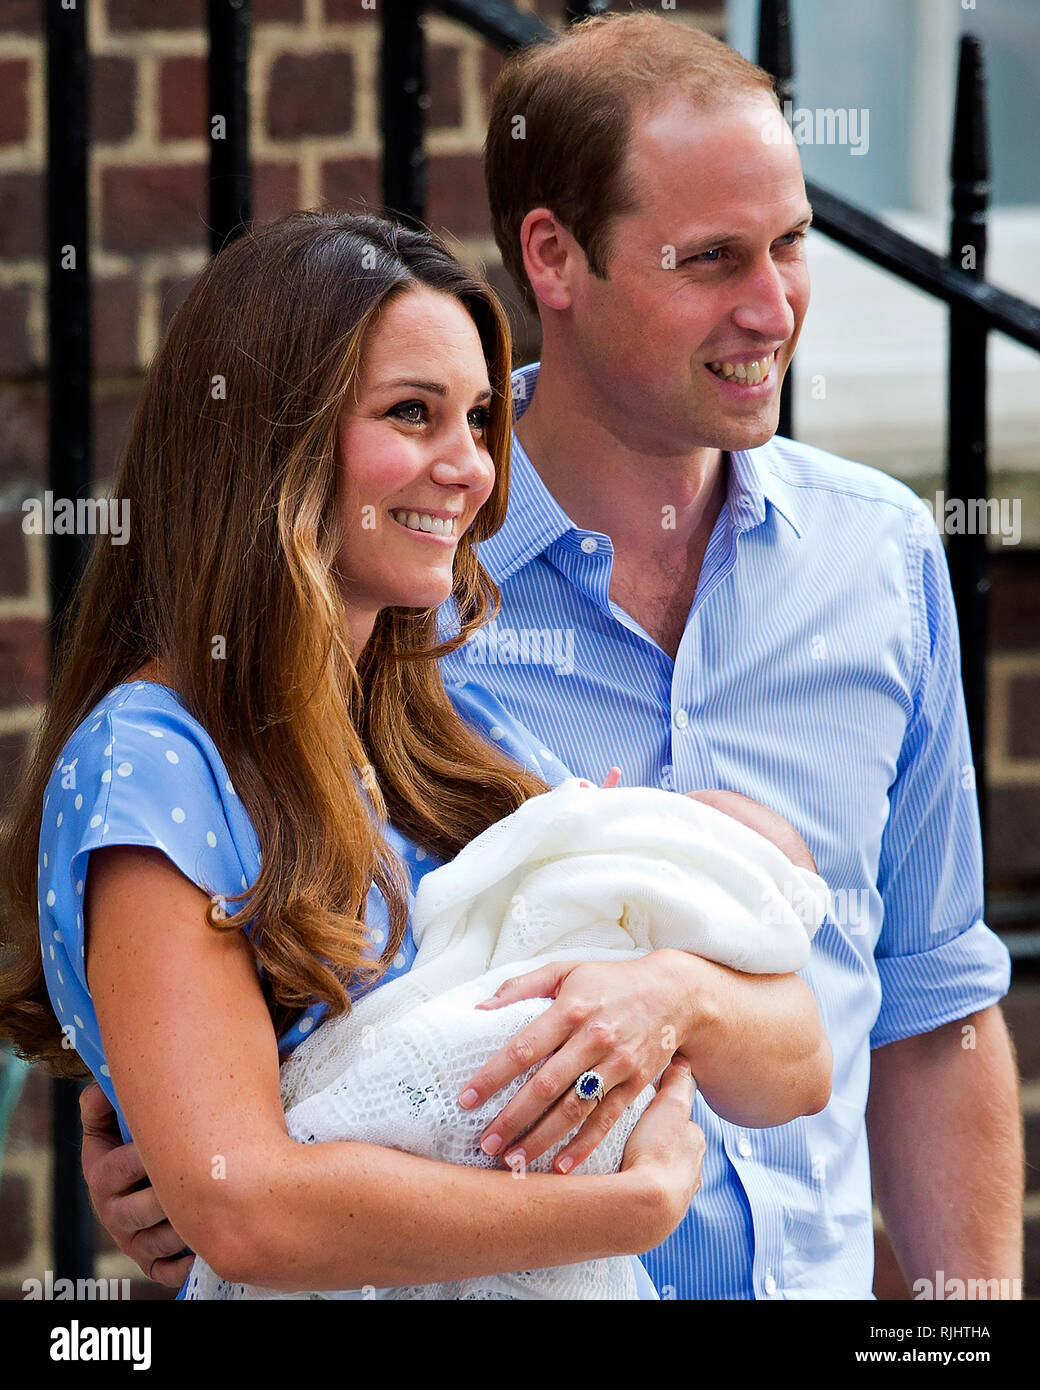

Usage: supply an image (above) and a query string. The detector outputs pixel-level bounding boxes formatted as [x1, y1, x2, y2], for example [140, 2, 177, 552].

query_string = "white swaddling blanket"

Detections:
[185, 779, 830, 1301]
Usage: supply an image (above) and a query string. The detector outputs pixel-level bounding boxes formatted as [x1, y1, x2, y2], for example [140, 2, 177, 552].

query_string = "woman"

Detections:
[0, 210, 706, 1294]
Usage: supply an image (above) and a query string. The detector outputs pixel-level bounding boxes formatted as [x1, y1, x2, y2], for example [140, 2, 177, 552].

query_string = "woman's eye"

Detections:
[388, 400, 426, 424]
[468, 406, 491, 433]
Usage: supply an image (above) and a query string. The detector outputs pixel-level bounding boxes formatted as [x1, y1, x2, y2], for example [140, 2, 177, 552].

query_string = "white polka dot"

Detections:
[100, 770, 111, 783]
[102, 823, 109, 835]
[148, 729, 164, 738]
[56, 969, 63, 986]
[225, 780, 236, 796]
[489, 725, 504, 741]
[540, 748, 554, 760]
[49, 945, 55, 961]
[56, 811, 63, 827]
[89, 815, 102, 828]
[52, 930, 62, 943]
[165, 750, 179, 764]
[46, 889, 55, 906]
[369, 928, 386, 945]
[393, 952, 407, 969]
[100, 1064, 110, 1078]
[171, 807, 185, 823]
[73, 1015, 84, 1029]
[76, 913, 81, 929]
[90, 722, 101, 733]
[206, 831, 217, 848]
[116, 762, 133, 777]
[74, 794, 83, 810]
[44, 794, 49, 810]
[298, 1017, 314, 1035]
[414, 847, 427, 862]
[76, 880, 83, 895]
[240, 875, 247, 889]
[56, 995, 62, 1010]
[103, 743, 112, 757]
[42, 853, 48, 868]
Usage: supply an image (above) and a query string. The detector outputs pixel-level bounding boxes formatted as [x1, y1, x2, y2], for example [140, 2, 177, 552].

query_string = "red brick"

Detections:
[0, 284, 31, 376]
[254, 0, 304, 18]
[0, 58, 29, 146]
[94, 386, 144, 484]
[107, 0, 203, 31]
[480, 45, 506, 101]
[0, 618, 47, 707]
[991, 554, 1040, 652]
[0, 385, 47, 485]
[266, 52, 354, 138]
[91, 56, 137, 144]
[325, 0, 363, 20]
[872, 1223, 911, 1300]
[0, 170, 43, 259]
[100, 163, 207, 254]
[254, 161, 301, 222]
[320, 154, 379, 213]
[987, 784, 1040, 887]
[428, 44, 461, 130]
[1007, 673, 1040, 760]
[92, 272, 140, 373]
[159, 55, 206, 141]
[0, 515, 29, 598]
[0, 1173, 31, 1266]
[0, 0, 40, 33]
[157, 272, 200, 337]
[428, 154, 491, 238]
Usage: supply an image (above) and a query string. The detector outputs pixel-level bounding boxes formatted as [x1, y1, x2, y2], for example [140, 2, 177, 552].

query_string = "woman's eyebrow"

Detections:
[374, 378, 492, 401]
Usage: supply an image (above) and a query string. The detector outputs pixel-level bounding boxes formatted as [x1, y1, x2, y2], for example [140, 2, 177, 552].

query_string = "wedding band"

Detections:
[574, 1069, 606, 1103]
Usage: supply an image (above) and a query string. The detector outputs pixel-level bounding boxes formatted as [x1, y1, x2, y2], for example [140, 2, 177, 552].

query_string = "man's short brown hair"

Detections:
[484, 13, 779, 315]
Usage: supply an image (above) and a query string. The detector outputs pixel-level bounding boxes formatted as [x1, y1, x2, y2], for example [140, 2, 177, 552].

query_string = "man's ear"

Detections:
[519, 207, 579, 312]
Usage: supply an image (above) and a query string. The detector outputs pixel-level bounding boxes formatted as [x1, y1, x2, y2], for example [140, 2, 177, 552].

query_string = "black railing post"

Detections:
[946, 34, 990, 856]
[45, 0, 96, 1284]
[382, 0, 427, 227]
[757, 0, 794, 439]
[208, 0, 252, 253]
[565, 0, 609, 22]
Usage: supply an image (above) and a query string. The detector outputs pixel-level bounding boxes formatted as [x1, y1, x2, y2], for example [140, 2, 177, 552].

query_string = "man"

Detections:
[82, 14, 1021, 1298]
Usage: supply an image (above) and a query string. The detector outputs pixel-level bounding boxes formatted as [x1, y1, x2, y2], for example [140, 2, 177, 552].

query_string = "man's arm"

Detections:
[866, 1005, 1023, 1296]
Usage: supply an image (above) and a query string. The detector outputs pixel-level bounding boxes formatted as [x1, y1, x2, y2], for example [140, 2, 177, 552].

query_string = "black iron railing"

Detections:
[40, 0, 1040, 1285]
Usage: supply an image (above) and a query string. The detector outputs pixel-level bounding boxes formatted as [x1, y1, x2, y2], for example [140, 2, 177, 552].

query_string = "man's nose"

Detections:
[731, 256, 798, 343]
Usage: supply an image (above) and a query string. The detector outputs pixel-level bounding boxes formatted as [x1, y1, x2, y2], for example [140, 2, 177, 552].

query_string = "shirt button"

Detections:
[737, 1135, 752, 1158]
[580, 536, 598, 554]
[764, 1273, 777, 1296]
[674, 708, 689, 729]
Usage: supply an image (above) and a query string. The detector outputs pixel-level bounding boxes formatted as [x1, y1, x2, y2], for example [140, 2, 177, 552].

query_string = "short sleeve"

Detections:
[870, 517, 1011, 1049]
[446, 679, 574, 788]
[36, 685, 294, 1134]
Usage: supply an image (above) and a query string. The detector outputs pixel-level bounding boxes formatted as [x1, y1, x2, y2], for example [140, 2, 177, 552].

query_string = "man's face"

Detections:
[567, 94, 811, 455]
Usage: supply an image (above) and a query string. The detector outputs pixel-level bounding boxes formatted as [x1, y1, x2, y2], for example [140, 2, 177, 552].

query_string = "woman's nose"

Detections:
[430, 422, 494, 491]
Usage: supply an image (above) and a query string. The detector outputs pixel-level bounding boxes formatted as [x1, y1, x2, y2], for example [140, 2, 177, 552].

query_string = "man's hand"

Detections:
[79, 1082, 194, 1288]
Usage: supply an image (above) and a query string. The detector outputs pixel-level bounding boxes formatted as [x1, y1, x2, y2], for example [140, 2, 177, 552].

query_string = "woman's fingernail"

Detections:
[557, 1155, 574, 1174]
[481, 1133, 503, 1156]
[458, 1088, 479, 1109]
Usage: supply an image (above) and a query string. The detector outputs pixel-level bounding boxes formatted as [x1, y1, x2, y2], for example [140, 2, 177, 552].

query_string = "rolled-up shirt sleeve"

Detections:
[870, 511, 1011, 1049]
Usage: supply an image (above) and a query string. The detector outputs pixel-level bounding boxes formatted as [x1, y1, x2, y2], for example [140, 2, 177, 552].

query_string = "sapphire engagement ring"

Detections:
[574, 1070, 606, 1103]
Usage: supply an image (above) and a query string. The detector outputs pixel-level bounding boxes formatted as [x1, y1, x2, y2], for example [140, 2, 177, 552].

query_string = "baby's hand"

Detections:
[575, 767, 621, 790]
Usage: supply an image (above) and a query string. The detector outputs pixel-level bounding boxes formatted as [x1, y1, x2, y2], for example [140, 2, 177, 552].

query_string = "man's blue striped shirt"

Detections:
[437, 360, 1011, 1300]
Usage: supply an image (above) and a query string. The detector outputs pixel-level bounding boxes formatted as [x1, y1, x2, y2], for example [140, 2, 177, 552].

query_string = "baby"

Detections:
[185, 779, 829, 1300]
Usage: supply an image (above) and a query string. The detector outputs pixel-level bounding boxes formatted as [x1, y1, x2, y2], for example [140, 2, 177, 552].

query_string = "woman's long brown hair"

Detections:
[0, 209, 549, 1076]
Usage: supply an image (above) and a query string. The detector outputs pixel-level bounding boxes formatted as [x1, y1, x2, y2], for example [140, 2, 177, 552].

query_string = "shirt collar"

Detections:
[478, 361, 804, 585]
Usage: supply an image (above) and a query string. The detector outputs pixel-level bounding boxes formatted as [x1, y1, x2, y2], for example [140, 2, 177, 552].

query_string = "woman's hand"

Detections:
[458, 950, 698, 1172]
[621, 1057, 706, 1238]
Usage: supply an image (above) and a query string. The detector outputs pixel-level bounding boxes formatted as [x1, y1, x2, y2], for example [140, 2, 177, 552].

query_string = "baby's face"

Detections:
[685, 790, 818, 873]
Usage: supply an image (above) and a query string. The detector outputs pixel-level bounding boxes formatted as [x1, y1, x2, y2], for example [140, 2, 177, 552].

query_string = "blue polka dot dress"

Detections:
[36, 679, 572, 1144]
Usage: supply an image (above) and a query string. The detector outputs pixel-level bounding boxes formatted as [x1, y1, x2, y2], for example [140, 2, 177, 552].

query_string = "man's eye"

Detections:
[691, 248, 723, 264]
[389, 400, 426, 424]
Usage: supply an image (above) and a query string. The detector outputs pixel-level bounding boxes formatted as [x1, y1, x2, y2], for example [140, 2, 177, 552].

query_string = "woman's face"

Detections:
[334, 285, 497, 651]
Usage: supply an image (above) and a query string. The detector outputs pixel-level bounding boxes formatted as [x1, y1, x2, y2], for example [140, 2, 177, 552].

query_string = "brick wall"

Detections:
[1, 0, 1036, 1302]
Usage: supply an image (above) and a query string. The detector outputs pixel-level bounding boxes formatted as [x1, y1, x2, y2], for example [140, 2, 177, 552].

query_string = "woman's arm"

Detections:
[86, 845, 694, 1291]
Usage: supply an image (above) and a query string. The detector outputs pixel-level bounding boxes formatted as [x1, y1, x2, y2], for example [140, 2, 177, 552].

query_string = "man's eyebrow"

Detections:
[675, 207, 814, 255]
[374, 378, 492, 400]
